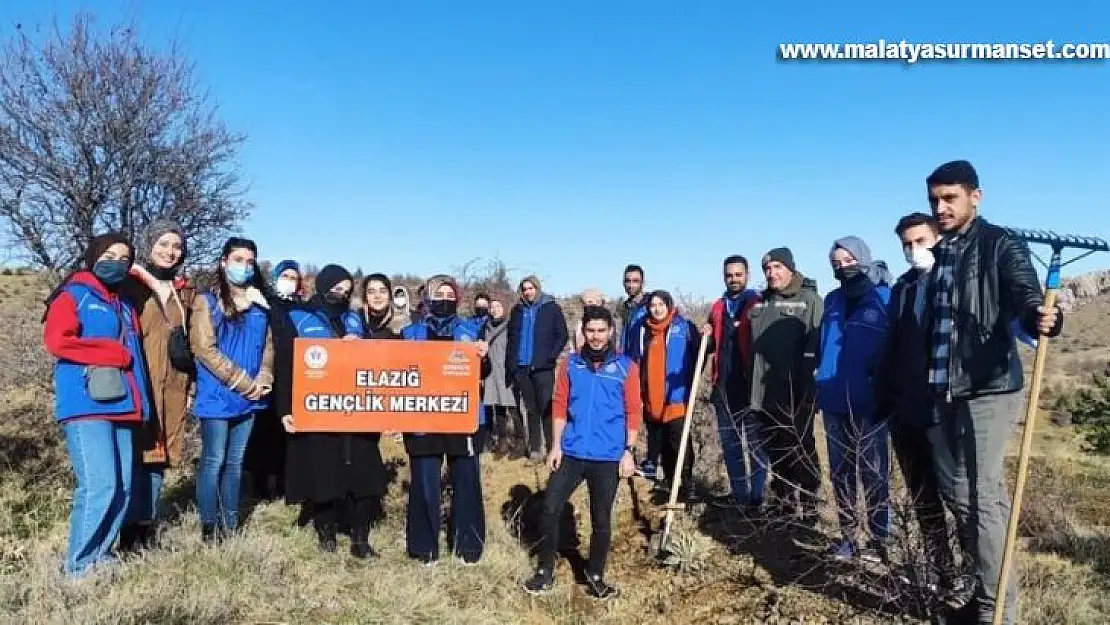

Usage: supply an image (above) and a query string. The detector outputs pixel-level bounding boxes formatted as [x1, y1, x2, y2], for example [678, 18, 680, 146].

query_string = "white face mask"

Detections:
[275, 278, 298, 297]
[393, 296, 407, 308]
[905, 245, 936, 272]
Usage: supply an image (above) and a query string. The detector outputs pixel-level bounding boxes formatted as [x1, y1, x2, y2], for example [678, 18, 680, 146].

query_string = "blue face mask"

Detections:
[225, 263, 255, 285]
[93, 259, 129, 285]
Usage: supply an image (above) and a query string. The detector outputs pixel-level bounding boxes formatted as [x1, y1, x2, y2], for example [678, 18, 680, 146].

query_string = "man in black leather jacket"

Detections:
[923, 160, 1063, 625]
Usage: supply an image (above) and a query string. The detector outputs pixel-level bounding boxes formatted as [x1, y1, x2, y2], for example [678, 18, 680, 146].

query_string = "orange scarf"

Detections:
[645, 311, 685, 422]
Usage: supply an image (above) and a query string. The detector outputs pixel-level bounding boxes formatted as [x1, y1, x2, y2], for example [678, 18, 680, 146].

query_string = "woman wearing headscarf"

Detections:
[363, 273, 409, 336]
[401, 274, 491, 565]
[482, 296, 525, 459]
[625, 290, 701, 502]
[572, 287, 607, 353]
[816, 235, 895, 562]
[244, 260, 304, 501]
[117, 219, 195, 551]
[281, 265, 386, 557]
[189, 237, 274, 543]
[43, 232, 153, 576]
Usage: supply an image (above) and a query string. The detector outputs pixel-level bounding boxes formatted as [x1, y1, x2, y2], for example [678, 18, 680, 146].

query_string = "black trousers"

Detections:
[514, 368, 555, 454]
[657, 418, 694, 491]
[538, 456, 620, 578]
[891, 420, 953, 570]
[644, 419, 664, 466]
[759, 407, 820, 512]
[407, 453, 485, 562]
[313, 494, 378, 543]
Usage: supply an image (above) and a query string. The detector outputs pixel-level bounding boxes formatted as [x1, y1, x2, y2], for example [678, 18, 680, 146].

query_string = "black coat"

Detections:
[282, 303, 388, 505]
[244, 296, 297, 477]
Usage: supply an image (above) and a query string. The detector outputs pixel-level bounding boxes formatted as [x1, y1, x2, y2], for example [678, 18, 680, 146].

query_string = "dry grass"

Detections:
[2, 273, 1110, 624]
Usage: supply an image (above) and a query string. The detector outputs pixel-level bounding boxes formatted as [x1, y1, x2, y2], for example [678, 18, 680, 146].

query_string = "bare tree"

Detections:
[0, 14, 251, 276]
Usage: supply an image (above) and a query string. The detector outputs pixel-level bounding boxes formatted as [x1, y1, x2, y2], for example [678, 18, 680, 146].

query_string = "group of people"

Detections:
[43, 159, 1061, 623]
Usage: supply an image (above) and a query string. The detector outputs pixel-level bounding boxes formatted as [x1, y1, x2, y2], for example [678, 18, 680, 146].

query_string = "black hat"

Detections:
[761, 247, 796, 273]
[315, 264, 353, 296]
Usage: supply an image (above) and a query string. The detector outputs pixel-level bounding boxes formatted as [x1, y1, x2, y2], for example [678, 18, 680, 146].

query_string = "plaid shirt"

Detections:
[928, 236, 958, 394]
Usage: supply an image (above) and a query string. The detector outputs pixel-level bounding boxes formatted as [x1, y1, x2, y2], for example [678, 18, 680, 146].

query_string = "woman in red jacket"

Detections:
[43, 232, 154, 577]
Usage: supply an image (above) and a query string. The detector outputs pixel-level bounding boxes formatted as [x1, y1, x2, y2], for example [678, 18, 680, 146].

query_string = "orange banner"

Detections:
[291, 338, 481, 433]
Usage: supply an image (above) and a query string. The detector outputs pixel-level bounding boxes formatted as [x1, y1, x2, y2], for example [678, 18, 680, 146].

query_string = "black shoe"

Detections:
[523, 568, 554, 595]
[118, 523, 140, 553]
[707, 494, 741, 510]
[201, 523, 219, 545]
[351, 541, 379, 559]
[585, 573, 618, 600]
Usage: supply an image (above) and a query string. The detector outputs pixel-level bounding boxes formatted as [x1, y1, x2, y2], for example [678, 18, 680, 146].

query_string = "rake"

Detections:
[992, 227, 1108, 625]
[650, 332, 711, 561]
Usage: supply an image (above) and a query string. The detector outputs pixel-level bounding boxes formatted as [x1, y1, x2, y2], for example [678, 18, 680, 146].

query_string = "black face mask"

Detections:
[428, 299, 457, 318]
[324, 292, 349, 307]
[835, 265, 863, 283]
[473, 306, 489, 318]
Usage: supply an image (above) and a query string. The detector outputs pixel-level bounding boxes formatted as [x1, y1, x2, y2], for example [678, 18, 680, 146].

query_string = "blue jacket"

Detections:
[193, 291, 272, 419]
[507, 294, 568, 375]
[816, 284, 892, 418]
[625, 314, 700, 409]
[51, 278, 154, 424]
[620, 300, 649, 354]
[561, 351, 636, 462]
[289, 307, 363, 339]
[403, 316, 486, 427]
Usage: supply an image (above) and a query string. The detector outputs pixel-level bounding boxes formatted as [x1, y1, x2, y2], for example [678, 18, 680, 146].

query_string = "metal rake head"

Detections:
[1001, 227, 1109, 252]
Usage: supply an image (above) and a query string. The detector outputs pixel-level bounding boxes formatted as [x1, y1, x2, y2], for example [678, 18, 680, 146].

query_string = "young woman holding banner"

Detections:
[401, 274, 491, 566]
[280, 265, 387, 558]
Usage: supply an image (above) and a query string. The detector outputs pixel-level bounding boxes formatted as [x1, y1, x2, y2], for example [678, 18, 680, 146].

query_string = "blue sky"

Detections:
[3, 1, 1109, 301]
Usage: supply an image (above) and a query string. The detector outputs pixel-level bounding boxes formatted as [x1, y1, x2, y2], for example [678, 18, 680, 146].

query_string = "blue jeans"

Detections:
[824, 411, 891, 540]
[63, 419, 134, 576]
[197, 414, 254, 529]
[713, 395, 768, 505]
[127, 465, 165, 524]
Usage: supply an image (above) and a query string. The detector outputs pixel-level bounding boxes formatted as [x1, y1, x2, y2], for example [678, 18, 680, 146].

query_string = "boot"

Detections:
[118, 523, 141, 554]
[349, 525, 379, 559]
[137, 523, 157, 550]
[315, 519, 338, 553]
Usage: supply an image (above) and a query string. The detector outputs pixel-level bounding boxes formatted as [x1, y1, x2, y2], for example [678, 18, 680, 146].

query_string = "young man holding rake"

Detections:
[523, 305, 640, 600]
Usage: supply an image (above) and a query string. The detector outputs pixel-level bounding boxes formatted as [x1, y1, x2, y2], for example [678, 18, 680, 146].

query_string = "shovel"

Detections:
[650, 332, 711, 561]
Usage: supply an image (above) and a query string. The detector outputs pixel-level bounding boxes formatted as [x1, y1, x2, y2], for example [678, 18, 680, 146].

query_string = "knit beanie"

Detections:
[761, 247, 796, 273]
[271, 259, 301, 282]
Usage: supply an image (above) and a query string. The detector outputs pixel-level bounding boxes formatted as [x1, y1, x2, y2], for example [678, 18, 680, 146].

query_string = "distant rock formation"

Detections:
[1058, 270, 1110, 311]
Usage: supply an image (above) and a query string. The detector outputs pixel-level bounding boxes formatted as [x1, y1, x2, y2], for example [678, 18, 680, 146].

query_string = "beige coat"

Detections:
[122, 269, 197, 467]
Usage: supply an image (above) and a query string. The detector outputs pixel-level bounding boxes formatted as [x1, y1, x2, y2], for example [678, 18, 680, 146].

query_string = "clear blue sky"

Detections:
[3, 0, 1109, 301]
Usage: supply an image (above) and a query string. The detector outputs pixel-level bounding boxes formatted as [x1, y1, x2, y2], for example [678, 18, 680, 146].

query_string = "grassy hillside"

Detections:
[1, 272, 1109, 624]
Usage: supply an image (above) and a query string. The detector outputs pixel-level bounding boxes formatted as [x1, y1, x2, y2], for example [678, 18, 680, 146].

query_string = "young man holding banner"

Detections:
[401, 274, 491, 566]
[523, 305, 640, 600]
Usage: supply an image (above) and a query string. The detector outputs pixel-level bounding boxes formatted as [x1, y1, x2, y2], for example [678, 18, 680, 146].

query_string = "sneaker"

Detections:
[523, 569, 554, 595]
[636, 461, 657, 480]
[585, 573, 618, 600]
[828, 540, 856, 562]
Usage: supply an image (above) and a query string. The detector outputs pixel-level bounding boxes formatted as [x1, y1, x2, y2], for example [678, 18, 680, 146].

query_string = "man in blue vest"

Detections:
[522, 305, 640, 601]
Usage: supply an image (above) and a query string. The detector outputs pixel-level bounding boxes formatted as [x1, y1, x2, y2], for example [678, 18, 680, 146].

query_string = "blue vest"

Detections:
[192, 291, 271, 419]
[816, 285, 892, 417]
[626, 316, 697, 406]
[53, 283, 153, 423]
[562, 352, 634, 462]
[288, 307, 348, 339]
[620, 301, 648, 354]
[403, 317, 485, 427]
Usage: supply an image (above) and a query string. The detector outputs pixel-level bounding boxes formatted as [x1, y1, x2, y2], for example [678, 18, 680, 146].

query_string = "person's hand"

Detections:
[701, 323, 712, 337]
[475, 340, 489, 358]
[1037, 305, 1060, 336]
[257, 384, 272, 397]
[281, 414, 296, 433]
[618, 449, 636, 479]
[342, 334, 359, 342]
[243, 382, 263, 401]
[546, 446, 563, 472]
